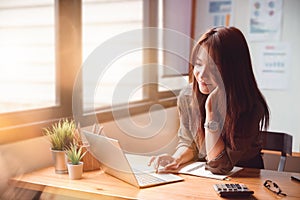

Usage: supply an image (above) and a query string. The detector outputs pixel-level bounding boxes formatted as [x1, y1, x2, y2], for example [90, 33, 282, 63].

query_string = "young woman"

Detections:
[149, 26, 270, 175]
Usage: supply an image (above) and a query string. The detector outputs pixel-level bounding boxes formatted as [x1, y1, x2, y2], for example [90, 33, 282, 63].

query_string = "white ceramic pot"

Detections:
[67, 162, 84, 180]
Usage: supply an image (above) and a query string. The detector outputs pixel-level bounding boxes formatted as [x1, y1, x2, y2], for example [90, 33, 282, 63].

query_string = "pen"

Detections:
[187, 163, 204, 172]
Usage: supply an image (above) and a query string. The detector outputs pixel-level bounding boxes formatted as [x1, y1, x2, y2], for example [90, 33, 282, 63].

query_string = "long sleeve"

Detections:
[175, 84, 207, 160]
[176, 85, 196, 152]
[205, 105, 263, 174]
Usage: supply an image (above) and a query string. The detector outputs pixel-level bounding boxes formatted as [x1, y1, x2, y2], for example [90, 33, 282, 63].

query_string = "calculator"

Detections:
[213, 183, 254, 198]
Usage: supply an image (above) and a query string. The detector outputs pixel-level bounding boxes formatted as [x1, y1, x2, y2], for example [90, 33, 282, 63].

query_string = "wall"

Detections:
[0, 136, 52, 197]
[194, 0, 300, 152]
[85, 107, 180, 156]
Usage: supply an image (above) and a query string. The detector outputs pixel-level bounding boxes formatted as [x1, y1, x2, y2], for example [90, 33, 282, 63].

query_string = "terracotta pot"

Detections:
[67, 162, 84, 180]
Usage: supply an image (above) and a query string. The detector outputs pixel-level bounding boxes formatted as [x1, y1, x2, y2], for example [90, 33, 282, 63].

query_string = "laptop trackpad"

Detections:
[125, 154, 156, 172]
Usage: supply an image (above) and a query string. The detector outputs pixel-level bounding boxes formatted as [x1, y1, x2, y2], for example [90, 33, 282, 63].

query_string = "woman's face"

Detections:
[193, 48, 221, 94]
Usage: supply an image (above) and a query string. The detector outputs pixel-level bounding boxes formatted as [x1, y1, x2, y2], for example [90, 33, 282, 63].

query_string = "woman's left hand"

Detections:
[205, 86, 226, 120]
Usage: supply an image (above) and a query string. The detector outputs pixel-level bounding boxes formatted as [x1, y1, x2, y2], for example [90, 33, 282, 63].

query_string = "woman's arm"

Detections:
[171, 84, 197, 168]
[166, 146, 195, 170]
[204, 87, 226, 161]
[148, 85, 197, 172]
[203, 86, 234, 174]
[205, 130, 225, 161]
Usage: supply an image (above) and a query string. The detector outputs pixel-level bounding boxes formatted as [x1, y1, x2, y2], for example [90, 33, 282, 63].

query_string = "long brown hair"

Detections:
[191, 26, 269, 149]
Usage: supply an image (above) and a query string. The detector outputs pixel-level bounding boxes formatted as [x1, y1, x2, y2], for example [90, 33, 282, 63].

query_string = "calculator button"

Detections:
[213, 183, 254, 198]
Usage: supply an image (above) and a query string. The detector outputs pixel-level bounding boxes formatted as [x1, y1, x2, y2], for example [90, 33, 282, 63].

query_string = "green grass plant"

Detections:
[65, 142, 86, 165]
[43, 118, 77, 151]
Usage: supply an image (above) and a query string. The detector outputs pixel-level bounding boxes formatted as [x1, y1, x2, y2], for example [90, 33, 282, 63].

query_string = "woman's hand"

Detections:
[148, 154, 181, 173]
[205, 86, 226, 121]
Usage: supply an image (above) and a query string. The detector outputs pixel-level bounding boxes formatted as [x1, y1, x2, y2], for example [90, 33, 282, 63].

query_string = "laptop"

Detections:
[81, 130, 183, 188]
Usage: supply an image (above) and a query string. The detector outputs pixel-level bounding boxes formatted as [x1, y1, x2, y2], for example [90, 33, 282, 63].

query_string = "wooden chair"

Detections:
[261, 131, 293, 171]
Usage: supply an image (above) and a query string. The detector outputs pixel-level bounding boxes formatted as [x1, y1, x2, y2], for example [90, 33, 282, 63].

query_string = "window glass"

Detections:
[158, 0, 189, 92]
[0, 0, 55, 113]
[82, 0, 143, 111]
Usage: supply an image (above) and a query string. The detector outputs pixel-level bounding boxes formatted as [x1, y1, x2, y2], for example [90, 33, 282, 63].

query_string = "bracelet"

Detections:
[211, 149, 226, 161]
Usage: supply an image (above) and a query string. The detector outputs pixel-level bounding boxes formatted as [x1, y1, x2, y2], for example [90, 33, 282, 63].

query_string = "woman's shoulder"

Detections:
[177, 83, 193, 107]
[179, 83, 193, 97]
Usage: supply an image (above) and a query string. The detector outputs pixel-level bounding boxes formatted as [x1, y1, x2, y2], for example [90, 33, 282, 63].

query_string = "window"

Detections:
[82, 0, 143, 111]
[0, 0, 194, 143]
[158, 0, 192, 92]
[80, 0, 192, 115]
[0, 0, 55, 114]
[0, 1, 81, 144]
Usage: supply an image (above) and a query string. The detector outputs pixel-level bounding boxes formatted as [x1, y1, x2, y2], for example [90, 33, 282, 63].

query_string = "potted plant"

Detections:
[65, 142, 86, 180]
[43, 118, 78, 174]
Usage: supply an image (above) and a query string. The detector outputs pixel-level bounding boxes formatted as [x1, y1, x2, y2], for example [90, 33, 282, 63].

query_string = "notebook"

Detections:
[81, 130, 183, 188]
[176, 162, 243, 180]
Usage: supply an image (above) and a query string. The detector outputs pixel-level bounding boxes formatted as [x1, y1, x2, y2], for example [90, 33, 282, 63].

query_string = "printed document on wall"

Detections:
[257, 43, 290, 90]
[202, 0, 233, 28]
[249, 0, 283, 41]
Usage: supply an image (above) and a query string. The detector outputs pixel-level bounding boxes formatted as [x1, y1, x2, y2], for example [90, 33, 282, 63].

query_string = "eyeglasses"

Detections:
[263, 180, 287, 196]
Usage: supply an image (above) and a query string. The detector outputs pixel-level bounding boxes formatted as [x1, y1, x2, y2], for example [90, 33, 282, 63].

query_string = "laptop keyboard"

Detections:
[135, 172, 166, 185]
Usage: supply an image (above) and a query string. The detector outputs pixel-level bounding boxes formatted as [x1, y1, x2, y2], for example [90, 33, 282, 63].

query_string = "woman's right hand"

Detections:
[148, 154, 181, 173]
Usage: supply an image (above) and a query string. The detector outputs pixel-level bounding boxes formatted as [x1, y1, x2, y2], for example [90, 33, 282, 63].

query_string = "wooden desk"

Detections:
[10, 167, 300, 200]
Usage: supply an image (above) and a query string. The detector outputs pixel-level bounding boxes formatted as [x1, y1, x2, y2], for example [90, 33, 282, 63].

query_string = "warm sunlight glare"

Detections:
[0, 1, 55, 113]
